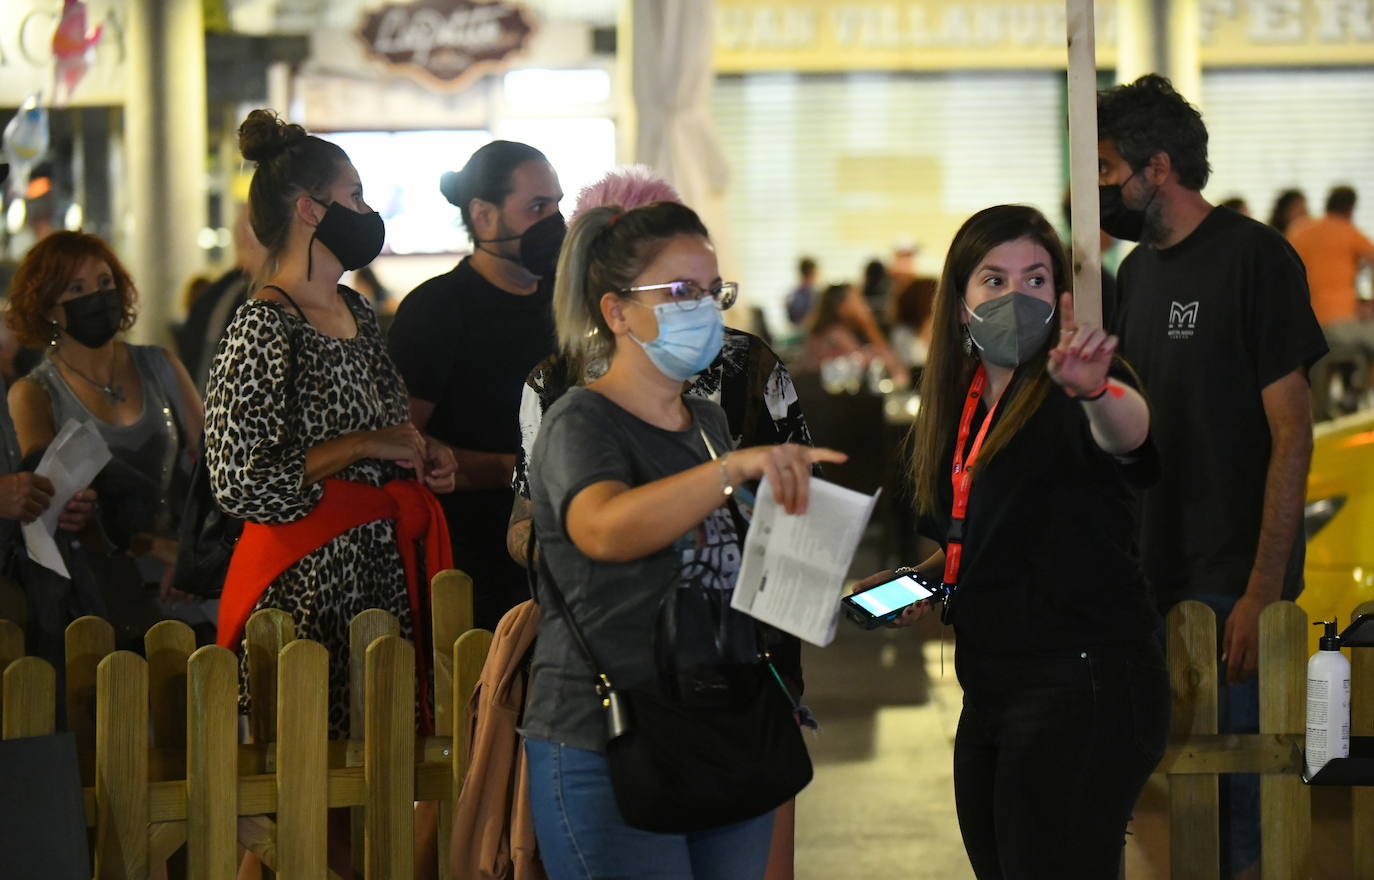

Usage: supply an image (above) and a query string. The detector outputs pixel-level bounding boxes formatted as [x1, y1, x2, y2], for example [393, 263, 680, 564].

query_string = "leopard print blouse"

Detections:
[205, 288, 413, 737]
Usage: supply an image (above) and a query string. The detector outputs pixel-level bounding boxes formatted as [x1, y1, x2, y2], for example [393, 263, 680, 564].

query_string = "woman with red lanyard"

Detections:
[854, 205, 1168, 878]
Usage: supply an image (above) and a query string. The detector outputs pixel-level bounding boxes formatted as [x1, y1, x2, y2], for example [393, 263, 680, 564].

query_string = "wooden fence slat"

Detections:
[349, 608, 400, 875]
[3, 655, 56, 739]
[430, 569, 474, 739]
[454, 629, 493, 793]
[146, 620, 196, 752]
[277, 638, 329, 879]
[95, 650, 149, 880]
[430, 568, 472, 880]
[0, 574, 26, 627]
[1168, 600, 1220, 880]
[187, 645, 239, 880]
[366, 635, 415, 879]
[67, 615, 116, 784]
[0, 617, 23, 670]
[245, 608, 295, 746]
[1259, 601, 1310, 880]
[0, 617, 23, 735]
[1352, 600, 1374, 878]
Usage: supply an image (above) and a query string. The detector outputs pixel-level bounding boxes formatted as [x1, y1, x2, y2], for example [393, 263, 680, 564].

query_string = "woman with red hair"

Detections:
[7, 230, 205, 646]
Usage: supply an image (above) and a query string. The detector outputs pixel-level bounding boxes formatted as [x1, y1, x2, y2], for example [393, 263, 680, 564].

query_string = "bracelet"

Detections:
[1065, 379, 1111, 401]
[717, 453, 735, 497]
[1080, 380, 1111, 401]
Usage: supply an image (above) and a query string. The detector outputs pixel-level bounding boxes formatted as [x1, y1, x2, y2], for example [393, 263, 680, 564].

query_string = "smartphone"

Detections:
[842, 570, 942, 629]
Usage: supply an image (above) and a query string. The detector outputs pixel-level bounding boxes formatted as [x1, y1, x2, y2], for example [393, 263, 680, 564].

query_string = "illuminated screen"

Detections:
[321, 129, 493, 255]
[850, 575, 934, 617]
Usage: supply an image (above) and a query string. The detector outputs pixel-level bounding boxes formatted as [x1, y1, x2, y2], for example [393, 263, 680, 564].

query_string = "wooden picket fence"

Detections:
[0, 569, 494, 880]
[1157, 598, 1374, 880]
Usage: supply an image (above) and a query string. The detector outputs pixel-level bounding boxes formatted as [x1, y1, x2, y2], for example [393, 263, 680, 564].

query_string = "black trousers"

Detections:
[953, 638, 1170, 879]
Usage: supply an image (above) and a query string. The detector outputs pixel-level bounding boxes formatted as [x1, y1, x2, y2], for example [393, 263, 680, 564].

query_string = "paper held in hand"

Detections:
[21, 419, 112, 578]
[730, 476, 881, 647]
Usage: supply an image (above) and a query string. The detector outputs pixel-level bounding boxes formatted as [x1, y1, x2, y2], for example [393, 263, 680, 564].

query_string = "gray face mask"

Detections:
[962, 292, 1056, 368]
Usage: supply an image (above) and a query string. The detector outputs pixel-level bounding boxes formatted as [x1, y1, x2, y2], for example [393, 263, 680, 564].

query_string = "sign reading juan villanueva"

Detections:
[357, 0, 535, 90]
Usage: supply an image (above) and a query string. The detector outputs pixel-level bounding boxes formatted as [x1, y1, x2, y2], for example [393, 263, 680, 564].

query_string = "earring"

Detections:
[49, 321, 60, 347]
[961, 325, 973, 356]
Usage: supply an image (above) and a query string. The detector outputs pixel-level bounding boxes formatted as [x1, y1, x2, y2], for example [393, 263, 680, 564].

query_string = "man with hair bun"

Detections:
[388, 141, 564, 630]
[1098, 74, 1326, 879]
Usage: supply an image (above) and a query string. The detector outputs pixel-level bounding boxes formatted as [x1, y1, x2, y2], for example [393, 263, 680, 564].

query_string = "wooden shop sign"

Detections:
[357, 0, 534, 90]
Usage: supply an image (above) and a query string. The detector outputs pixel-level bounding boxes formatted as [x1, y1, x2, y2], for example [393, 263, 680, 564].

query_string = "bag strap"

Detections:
[526, 522, 616, 693]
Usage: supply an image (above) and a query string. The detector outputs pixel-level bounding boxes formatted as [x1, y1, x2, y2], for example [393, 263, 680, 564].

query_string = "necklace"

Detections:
[54, 349, 125, 404]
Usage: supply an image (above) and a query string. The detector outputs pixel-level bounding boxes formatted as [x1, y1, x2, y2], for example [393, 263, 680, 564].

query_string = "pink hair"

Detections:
[570, 165, 682, 220]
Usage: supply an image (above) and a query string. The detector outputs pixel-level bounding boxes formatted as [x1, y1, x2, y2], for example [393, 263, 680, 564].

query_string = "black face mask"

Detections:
[61, 288, 123, 348]
[309, 199, 386, 278]
[1099, 169, 1157, 243]
[476, 211, 566, 277]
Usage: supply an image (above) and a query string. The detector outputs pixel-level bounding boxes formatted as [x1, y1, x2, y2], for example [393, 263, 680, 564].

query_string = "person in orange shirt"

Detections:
[1291, 186, 1374, 415]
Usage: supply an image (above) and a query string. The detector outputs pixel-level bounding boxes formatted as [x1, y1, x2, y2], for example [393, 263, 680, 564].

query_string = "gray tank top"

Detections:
[30, 345, 188, 543]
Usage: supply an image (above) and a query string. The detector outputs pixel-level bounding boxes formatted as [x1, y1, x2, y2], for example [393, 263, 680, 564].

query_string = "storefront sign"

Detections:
[0, 1, 126, 106]
[357, 0, 535, 90]
[716, 0, 1374, 71]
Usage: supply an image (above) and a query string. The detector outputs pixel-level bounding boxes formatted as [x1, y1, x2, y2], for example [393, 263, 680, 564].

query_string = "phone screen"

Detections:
[850, 575, 935, 617]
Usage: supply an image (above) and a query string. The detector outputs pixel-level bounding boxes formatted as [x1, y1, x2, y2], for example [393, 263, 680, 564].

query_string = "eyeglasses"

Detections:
[621, 280, 739, 312]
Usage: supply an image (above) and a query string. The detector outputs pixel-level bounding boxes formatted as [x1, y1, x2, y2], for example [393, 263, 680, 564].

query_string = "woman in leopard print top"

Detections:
[207, 110, 456, 741]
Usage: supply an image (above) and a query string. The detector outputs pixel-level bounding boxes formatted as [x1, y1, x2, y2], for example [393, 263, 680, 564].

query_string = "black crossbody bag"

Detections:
[530, 472, 813, 833]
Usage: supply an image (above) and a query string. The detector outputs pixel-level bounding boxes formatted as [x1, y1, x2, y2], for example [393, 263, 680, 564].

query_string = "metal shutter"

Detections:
[712, 71, 1065, 329]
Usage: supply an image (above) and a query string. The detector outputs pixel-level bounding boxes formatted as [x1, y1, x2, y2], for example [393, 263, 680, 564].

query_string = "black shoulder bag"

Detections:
[531, 430, 812, 833]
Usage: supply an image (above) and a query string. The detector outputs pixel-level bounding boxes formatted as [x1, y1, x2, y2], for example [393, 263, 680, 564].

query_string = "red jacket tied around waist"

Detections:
[216, 478, 453, 729]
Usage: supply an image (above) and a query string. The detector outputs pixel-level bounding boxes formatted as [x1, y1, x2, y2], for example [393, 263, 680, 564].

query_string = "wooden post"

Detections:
[277, 639, 330, 879]
[365, 635, 415, 879]
[349, 608, 399, 875]
[1066, 0, 1103, 327]
[67, 615, 116, 785]
[95, 651, 149, 880]
[431, 568, 473, 880]
[1353, 600, 1374, 878]
[1168, 600, 1220, 879]
[187, 645, 238, 880]
[3, 656, 56, 740]
[0, 618, 23, 734]
[146, 620, 195, 752]
[245, 608, 295, 746]
[1258, 602, 1310, 879]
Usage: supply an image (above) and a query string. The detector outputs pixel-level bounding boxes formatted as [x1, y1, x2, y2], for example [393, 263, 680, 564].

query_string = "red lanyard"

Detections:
[943, 366, 999, 587]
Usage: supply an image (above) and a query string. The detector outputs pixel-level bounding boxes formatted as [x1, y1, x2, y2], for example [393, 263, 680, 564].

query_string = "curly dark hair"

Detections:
[7, 231, 138, 347]
[1097, 74, 1211, 191]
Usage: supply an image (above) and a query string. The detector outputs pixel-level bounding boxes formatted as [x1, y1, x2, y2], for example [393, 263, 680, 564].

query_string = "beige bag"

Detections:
[449, 600, 547, 880]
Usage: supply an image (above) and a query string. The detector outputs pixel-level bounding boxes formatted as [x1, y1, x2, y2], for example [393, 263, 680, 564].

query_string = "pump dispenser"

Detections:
[1306, 619, 1351, 777]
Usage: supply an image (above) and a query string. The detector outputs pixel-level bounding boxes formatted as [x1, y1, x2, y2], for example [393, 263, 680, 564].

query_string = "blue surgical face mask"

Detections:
[628, 301, 725, 381]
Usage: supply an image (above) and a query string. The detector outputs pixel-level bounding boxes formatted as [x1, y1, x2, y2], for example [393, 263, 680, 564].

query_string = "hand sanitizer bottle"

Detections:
[1306, 619, 1351, 777]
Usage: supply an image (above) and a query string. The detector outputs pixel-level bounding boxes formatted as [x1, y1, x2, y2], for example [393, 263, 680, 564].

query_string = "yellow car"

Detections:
[1301, 410, 1374, 652]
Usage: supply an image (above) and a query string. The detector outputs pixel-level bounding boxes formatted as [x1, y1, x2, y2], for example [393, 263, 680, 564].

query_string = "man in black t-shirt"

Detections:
[1098, 75, 1327, 879]
[388, 141, 564, 630]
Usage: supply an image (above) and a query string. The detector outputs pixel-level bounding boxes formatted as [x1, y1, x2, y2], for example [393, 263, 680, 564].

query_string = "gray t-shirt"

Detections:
[522, 387, 756, 753]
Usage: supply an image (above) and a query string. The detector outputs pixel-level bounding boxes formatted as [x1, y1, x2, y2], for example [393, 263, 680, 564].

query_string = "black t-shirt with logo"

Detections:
[1113, 207, 1327, 608]
[918, 365, 1161, 655]
[388, 258, 556, 623]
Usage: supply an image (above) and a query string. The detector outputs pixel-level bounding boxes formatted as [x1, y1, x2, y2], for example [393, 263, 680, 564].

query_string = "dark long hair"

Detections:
[439, 140, 547, 237]
[238, 109, 348, 261]
[908, 205, 1068, 514]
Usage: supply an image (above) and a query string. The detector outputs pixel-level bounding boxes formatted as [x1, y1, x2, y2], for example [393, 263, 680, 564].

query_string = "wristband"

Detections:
[1065, 379, 1111, 401]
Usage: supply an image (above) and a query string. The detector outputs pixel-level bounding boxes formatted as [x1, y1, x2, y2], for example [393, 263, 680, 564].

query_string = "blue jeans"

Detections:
[1190, 592, 1262, 876]
[524, 738, 775, 880]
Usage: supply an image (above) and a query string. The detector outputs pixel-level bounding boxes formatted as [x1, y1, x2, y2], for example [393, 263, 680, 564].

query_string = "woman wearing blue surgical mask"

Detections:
[524, 201, 844, 880]
[853, 204, 1167, 878]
